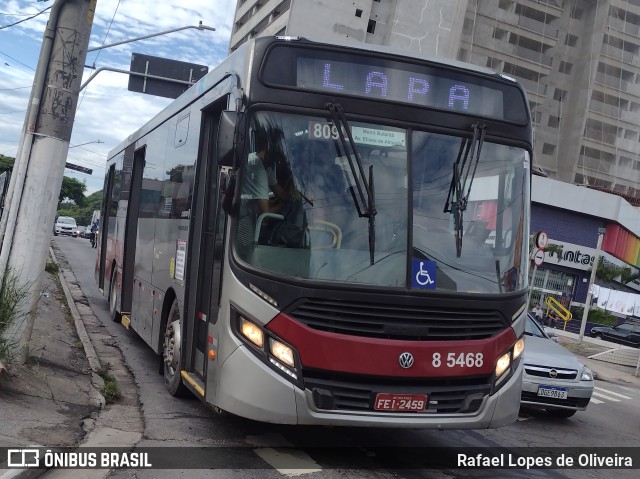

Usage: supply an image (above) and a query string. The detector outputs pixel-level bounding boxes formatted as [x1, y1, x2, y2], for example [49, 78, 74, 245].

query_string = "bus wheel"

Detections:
[109, 269, 121, 323]
[163, 299, 188, 397]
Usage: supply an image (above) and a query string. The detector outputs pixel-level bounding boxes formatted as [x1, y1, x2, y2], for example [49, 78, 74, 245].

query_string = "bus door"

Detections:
[98, 164, 115, 290]
[121, 147, 145, 320]
[184, 101, 227, 382]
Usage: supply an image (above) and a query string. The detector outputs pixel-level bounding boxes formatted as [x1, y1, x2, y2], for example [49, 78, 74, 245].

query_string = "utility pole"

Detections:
[0, 0, 96, 362]
[578, 228, 606, 343]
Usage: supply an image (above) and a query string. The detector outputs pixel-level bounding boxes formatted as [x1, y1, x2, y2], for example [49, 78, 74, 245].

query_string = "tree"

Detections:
[0, 155, 15, 174]
[594, 257, 640, 284]
[2, 155, 90, 208]
[57, 189, 102, 225]
[529, 235, 563, 262]
[59, 177, 87, 207]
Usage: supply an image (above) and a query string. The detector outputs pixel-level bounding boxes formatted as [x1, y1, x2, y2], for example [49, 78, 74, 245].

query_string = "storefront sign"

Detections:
[544, 240, 638, 273]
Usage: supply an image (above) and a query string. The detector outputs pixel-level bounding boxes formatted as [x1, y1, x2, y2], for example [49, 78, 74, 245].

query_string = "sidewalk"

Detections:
[0, 244, 143, 479]
[552, 328, 640, 387]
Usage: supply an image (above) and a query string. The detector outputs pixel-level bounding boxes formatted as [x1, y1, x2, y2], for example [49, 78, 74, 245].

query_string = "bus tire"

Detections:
[163, 299, 189, 397]
[109, 268, 121, 323]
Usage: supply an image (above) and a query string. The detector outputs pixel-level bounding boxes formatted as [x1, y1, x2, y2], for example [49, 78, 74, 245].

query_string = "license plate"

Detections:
[374, 393, 427, 412]
[537, 386, 568, 399]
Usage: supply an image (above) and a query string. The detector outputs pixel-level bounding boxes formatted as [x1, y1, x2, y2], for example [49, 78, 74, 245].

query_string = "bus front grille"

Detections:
[303, 369, 492, 414]
[287, 298, 508, 341]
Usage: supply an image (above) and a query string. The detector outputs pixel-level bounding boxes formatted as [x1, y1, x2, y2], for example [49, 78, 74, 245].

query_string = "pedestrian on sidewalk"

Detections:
[531, 302, 544, 322]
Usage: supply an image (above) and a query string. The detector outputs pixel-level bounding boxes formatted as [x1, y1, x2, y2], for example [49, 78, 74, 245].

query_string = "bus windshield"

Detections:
[233, 110, 530, 294]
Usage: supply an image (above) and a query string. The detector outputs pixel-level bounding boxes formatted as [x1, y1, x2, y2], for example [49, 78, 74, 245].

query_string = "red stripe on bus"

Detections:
[266, 313, 517, 377]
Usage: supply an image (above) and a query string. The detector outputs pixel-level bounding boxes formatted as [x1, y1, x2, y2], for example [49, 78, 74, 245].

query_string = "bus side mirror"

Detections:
[217, 111, 246, 167]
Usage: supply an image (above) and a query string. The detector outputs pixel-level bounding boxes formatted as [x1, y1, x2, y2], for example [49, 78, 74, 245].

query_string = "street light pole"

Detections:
[86, 22, 215, 53]
[578, 228, 606, 343]
[69, 140, 103, 148]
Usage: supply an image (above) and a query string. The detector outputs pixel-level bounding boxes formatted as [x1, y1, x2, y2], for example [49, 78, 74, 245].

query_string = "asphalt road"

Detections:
[52, 236, 640, 479]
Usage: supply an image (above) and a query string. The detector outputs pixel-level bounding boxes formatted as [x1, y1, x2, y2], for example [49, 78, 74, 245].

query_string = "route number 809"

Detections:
[432, 352, 484, 368]
[310, 121, 340, 140]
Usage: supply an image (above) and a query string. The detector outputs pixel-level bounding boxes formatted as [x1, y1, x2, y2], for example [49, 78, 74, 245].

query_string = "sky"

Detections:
[0, 0, 236, 194]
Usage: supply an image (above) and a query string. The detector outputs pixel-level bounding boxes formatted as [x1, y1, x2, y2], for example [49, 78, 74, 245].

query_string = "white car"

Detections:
[53, 216, 78, 237]
[520, 314, 594, 418]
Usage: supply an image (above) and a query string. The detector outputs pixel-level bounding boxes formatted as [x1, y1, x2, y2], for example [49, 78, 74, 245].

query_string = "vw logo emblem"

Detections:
[399, 352, 414, 369]
[549, 369, 558, 378]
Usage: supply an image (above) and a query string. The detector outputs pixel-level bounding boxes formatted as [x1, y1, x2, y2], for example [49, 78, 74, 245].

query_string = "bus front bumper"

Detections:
[215, 345, 523, 429]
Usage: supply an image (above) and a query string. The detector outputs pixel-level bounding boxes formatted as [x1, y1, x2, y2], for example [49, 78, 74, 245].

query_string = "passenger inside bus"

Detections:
[239, 129, 305, 247]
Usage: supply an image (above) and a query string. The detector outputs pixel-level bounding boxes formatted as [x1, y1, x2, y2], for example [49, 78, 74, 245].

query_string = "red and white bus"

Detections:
[97, 36, 531, 428]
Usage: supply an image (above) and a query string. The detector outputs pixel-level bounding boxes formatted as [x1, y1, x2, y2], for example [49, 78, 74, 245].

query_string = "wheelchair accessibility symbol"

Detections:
[412, 259, 436, 289]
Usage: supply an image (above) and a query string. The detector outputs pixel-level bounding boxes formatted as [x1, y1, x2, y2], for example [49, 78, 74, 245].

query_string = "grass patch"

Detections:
[45, 261, 59, 274]
[97, 363, 121, 404]
[0, 267, 29, 366]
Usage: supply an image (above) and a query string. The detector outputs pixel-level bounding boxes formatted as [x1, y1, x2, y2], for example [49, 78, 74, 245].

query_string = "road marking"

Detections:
[590, 397, 604, 404]
[618, 386, 634, 392]
[592, 391, 621, 402]
[253, 448, 322, 476]
[594, 387, 632, 400]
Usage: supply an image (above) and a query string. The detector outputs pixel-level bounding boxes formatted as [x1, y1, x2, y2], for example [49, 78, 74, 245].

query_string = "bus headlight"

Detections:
[240, 317, 264, 348]
[492, 336, 524, 393]
[495, 352, 511, 378]
[233, 311, 302, 387]
[512, 338, 525, 360]
[270, 339, 295, 368]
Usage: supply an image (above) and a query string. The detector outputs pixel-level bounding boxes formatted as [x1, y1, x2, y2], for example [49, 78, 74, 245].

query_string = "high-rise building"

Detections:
[229, 0, 640, 198]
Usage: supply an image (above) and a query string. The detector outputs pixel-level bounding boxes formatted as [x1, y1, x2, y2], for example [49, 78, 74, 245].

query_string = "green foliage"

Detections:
[97, 363, 121, 404]
[529, 234, 563, 262]
[0, 155, 15, 174]
[570, 306, 619, 326]
[593, 257, 638, 284]
[57, 190, 103, 225]
[0, 267, 29, 365]
[3, 154, 98, 224]
[59, 177, 87, 206]
[45, 261, 59, 274]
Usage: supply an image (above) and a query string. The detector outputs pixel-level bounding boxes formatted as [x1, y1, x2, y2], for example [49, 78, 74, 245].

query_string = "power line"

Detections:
[0, 50, 36, 71]
[0, 6, 51, 30]
[0, 109, 26, 115]
[0, 86, 31, 91]
[79, 0, 121, 110]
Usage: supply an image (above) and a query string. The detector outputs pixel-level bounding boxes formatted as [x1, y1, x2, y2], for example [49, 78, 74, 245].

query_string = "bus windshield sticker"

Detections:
[412, 259, 437, 289]
[175, 240, 186, 282]
[309, 121, 405, 147]
[351, 126, 405, 147]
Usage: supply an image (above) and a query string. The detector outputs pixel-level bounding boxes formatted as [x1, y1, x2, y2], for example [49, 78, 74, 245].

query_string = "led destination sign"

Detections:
[298, 58, 504, 118]
[260, 46, 528, 122]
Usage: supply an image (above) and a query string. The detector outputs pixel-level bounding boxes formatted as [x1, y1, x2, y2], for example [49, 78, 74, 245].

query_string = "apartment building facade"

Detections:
[229, 0, 640, 198]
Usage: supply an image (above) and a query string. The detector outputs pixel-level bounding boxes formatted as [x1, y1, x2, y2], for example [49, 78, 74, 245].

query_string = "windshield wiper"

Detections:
[443, 122, 486, 257]
[326, 102, 377, 265]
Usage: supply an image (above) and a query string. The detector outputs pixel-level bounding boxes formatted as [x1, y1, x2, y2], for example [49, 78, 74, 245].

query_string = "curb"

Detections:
[48, 247, 102, 374]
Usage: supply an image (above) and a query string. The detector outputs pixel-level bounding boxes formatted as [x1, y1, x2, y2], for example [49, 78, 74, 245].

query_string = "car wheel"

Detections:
[163, 299, 189, 397]
[547, 409, 577, 419]
[595, 334, 603, 340]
